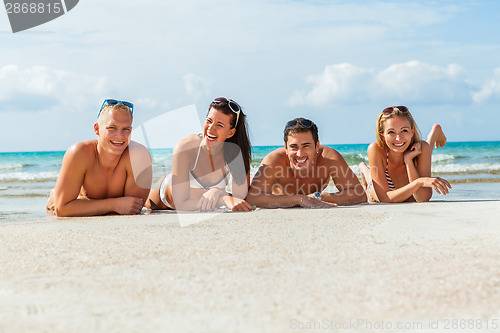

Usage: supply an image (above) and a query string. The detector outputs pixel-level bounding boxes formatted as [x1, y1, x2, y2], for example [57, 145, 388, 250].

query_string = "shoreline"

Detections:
[1, 201, 500, 332]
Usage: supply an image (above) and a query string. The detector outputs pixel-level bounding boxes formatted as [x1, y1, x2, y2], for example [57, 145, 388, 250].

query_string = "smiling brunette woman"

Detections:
[146, 97, 253, 212]
[359, 106, 451, 203]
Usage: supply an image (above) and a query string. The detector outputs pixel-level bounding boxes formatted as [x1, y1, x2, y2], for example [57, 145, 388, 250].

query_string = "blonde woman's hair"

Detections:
[376, 106, 421, 150]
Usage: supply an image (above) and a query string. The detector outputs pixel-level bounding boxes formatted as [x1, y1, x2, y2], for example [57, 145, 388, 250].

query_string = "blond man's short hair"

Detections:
[97, 104, 133, 124]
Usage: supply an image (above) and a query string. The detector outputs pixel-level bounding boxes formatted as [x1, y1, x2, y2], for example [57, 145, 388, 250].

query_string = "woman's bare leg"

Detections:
[358, 162, 375, 203]
[46, 189, 55, 213]
[145, 176, 167, 210]
[427, 124, 447, 150]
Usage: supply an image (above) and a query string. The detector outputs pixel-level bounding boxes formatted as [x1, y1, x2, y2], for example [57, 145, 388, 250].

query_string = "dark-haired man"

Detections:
[246, 118, 366, 208]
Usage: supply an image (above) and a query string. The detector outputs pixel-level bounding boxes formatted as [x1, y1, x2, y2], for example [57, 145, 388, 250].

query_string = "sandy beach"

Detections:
[1, 200, 500, 332]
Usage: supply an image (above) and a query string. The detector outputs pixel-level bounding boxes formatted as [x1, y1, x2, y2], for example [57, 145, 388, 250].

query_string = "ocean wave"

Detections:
[432, 154, 456, 163]
[250, 165, 260, 177]
[450, 178, 500, 184]
[0, 163, 28, 171]
[432, 163, 500, 174]
[0, 172, 58, 182]
[343, 153, 369, 165]
[248, 161, 499, 179]
[0, 193, 50, 198]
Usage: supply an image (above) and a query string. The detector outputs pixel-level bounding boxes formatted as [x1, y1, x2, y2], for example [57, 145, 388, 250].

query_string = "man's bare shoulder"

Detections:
[318, 145, 345, 165]
[261, 147, 288, 167]
[64, 140, 98, 161]
[56, 140, 98, 180]
[251, 148, 288, 186]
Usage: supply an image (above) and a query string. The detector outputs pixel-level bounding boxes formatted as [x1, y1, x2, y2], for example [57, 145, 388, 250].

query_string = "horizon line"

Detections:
[1, 139, 500, 154]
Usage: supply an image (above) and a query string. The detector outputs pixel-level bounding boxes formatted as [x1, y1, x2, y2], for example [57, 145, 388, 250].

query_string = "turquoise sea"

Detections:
[1, 141, 499, 224]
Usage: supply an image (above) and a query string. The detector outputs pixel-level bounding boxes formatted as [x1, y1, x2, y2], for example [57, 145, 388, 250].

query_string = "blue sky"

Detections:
[1, 0, 499, 152]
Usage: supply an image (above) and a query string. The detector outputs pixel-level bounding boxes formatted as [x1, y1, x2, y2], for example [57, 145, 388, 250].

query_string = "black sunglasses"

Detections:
[212, 97, 241, 126]
[285, 118, 313, 129]
[98, 99, 134, 118]
[381, 106, 409, 115]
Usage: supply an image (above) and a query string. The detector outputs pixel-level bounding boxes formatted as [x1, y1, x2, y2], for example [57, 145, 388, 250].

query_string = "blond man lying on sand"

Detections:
[47, 99, 152, 217]
[246, 118, 367, 208]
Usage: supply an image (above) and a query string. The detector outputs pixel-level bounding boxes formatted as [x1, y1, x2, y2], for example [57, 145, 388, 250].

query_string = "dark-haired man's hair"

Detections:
[283, 117, 319, 145]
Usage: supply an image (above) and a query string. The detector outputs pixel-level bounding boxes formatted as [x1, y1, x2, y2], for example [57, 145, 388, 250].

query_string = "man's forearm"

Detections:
[322, 186, 367, 205]
[246, 193, 303, 208]
[54, 197, 119, 217]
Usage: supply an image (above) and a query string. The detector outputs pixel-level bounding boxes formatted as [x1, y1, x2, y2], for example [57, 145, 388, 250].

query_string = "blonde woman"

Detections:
[359, 106, 451, 203]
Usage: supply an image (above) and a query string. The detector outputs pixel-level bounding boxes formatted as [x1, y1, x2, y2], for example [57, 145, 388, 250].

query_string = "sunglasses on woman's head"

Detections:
[285, 118, 313, 129]
[381, 106, 409, 115]
[98, 99, 134, 118]
[212, 97, 241, 126]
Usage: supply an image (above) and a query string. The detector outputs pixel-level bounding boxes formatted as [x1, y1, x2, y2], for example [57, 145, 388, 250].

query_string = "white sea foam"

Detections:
[350, 165, 360, 175]
[432, 163, 500, 174]
[248, 159, 498, 178]
[0, 163, 25, 171]
[0, 172, 58, 182]
[432, 154, 456, 163]
[349, 153, 369, 163]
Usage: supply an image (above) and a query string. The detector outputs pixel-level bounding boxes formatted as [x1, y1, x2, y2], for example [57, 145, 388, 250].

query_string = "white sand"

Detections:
[1, 200, 500, 332]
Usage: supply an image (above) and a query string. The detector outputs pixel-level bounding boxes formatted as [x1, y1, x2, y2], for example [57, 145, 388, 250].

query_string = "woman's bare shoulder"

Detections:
[367, 141, 384, 155]
[174, 134, 202, 152]
[419, 140, 432, 152]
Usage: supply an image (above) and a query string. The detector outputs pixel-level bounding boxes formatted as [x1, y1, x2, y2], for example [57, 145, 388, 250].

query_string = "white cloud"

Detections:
[2, 0, 499, 150]
[183, 74, 212, 101]
[288, 63, 374, 106]
[135, 97, 160, 110]
[0, 65, 107, 112]
[376, 61, 472, 104]
[289, 61, 475, 107]
[473, 68, 500, 103]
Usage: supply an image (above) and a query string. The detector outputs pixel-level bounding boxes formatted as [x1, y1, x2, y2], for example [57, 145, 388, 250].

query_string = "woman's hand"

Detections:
[418, 177, 452, 195]
[196, 188, 226, 211]
[404, 142, 422, 164]
[222, 196, 254, 211]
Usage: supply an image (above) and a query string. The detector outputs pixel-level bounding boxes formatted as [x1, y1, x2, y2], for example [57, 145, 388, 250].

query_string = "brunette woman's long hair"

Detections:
[209, 98, 251, 185]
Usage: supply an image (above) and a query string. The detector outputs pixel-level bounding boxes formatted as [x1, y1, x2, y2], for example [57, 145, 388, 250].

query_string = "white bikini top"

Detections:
[189, 143, 230, 190]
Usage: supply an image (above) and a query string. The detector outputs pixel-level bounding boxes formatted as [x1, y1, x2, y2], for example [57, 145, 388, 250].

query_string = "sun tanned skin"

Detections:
[246, 131, 367, 208]
[145, 107, 253, 212]
[46, 107, 152, 217]
[359, 122, 451, 203]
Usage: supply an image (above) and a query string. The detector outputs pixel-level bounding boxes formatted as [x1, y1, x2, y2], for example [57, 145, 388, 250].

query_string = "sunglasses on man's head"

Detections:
[381, 106, 409, 115]
[285, 118, 313, 129]
[98, 99, 134, 118]
[212, 97, 241, 126]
